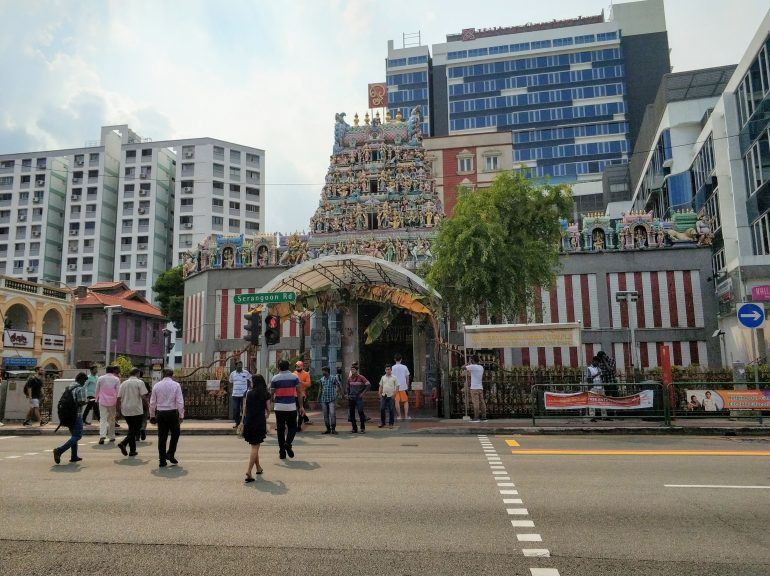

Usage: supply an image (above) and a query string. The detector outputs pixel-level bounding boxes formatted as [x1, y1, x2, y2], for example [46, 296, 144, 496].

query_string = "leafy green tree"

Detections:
[113, 355, 134, 378]
[426, 172, 573, 323]
[152, 265, 184, 335]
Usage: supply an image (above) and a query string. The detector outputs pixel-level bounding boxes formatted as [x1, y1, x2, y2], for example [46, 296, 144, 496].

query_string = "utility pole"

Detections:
[104, 305, 123, 366]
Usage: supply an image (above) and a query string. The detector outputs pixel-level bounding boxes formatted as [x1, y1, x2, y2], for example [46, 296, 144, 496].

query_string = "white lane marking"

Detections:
[530, 569, 559, 576]
[492, 470, 507, 475]
[500, 489, 518, 494]
[490, 465, 506, 469]
[89, 441, 98, 444]
[507, 508, 529, 515]
[5, 455, 20, 459]
[517, 533, 542, 542]
[523, 549, 550, 557]
[503, 498, 523, 504]
[43, 449, 53, 452]
[664, 484, 770, 489]
[495, 476, 511, 480]
[0, 436, 19, 440]
[24, 452, 38, 456]
[486, 455, 501, 459]
[511, 520, 535, 527]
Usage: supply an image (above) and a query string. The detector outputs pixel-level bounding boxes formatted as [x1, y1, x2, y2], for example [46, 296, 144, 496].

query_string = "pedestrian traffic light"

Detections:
[264, 314, 280, 346]
[243, 311, 261, 346]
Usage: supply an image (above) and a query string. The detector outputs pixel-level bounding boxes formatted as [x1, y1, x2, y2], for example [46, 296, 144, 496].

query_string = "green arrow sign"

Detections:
[233, 291, 297, 305]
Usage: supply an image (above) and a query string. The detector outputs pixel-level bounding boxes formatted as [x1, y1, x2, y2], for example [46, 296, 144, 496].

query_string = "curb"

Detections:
[1, 426, 768, 437]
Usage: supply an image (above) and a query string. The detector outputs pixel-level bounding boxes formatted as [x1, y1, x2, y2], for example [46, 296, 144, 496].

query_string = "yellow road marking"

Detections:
[510, 449, 770, 456]
[505, 439, 520, 447]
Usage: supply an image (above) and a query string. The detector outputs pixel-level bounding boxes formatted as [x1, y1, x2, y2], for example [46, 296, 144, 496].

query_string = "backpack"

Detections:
[57, 386, 79, 428]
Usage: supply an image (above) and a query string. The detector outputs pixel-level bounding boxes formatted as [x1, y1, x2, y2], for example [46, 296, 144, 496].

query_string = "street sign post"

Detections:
[233, 292, 296, 305]
[737, 303, 765, 329]
[737, 302, 765, 390]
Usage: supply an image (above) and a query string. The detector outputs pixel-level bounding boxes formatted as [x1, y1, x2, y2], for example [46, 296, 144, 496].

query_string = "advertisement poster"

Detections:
[684, 389, 770, 411]
[545, 390, 654, 410]
[42, 333, 65, 350]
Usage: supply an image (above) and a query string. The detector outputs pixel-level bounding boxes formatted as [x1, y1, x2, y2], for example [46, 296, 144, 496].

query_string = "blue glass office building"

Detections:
[387, 0, 670, 186]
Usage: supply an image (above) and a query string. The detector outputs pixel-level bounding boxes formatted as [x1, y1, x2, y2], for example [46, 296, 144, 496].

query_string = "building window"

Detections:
[212, 198, 223, 207]
[457, 155, 473, 174]
[229, 218, 239, 228]
[134, 318, 143, 343]
[212, 216, 223, 226]
[484, 155, 500, 172]
[712, 249, 726, 273]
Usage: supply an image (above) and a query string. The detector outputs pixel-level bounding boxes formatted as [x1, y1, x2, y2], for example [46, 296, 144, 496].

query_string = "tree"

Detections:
[113, 355, 134, 378]
[426, 172, 573, 323]
[152, 265, 184, 335]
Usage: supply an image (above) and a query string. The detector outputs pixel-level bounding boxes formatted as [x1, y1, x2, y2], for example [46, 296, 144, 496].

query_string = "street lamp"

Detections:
[615, 290, 640, 371]
[104, 305, 123, 366]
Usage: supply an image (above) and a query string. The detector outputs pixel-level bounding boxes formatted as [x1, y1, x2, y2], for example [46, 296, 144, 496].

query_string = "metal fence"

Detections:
[670, 381, 767, 424]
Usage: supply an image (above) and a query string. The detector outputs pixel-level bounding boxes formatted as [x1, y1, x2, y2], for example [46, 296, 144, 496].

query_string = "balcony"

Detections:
[137, 224, 149, 233]
[0, 198, 11, 208]
[72, 177, 83, 185]
[125, 172, 136, 181]
[123, 209, 134, 216]
[20, 179, 30, 189]
[137, 260, 147, 269]
[0, 165, 14, 174]
[229, 208, 240, 216]
[0, 182, 12, 191]
[21, 163, 31, 173]
[122, 224, 133, 233]
[0, 216, 9, 224]
[12, 266, 23, 275]
[212, 204, 223, 213]
[89, 157, 99, 167]
[181, 166, 194, 177]
[88, 175, 98, 184]
[83, 243, 94, 254]
[180, 204, 193, 213]
[29, 248, 40, 257]
[82, 262, 93, 271]
[120, 260, 132, 269]
[32, 213, 42, 222]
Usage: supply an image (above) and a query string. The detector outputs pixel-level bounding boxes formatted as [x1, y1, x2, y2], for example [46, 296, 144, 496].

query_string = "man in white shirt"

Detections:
[117, 368, 148, 458]
[391, 353, 411, 421]
[95, 366, 121, 444]
[463, 354, 486, 422]
[378, 365, 398, 429]
[229, 361, 252, 429]
[150, 369, 185, 468]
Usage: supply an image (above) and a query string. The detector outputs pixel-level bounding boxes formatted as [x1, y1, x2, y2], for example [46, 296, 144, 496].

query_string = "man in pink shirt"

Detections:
[149, 369, 185, 468]
[95, 366, 121, 444]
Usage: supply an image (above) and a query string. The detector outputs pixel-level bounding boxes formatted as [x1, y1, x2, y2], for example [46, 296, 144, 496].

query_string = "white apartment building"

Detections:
[0, 126, 265, 311]
[159, 138, 264, 264]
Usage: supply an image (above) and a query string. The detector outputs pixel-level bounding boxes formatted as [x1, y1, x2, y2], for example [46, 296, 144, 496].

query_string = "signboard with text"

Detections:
[3, 330, 33, 349]
[42, 333, 65, 350]
[2, 356, 37, 367]
[464, 323, 581, 349]
[751, 285, 770, 301]
[545, 390, 654, 410]
[684, 389, 770, 411]
[233, 292, 296, 305]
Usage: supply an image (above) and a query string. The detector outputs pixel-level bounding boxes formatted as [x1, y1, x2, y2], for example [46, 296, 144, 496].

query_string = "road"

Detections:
[0, 431, 769, 575]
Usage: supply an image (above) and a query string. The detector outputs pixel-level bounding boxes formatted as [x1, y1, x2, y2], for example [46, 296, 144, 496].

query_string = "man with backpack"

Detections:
[53, 372, 88, 464]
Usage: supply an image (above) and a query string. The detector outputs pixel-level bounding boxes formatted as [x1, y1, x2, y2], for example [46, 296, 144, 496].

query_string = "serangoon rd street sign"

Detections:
[233, 291, 297, 305]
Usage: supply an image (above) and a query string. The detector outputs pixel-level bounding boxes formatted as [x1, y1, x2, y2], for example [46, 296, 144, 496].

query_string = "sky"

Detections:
[0, 0, 767, 234]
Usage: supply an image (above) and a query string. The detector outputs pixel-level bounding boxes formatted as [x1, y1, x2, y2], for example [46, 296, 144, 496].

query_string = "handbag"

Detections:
[236, 422, 244, 437]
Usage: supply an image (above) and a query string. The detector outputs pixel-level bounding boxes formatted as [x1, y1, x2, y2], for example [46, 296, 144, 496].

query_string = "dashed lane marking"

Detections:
[24, 452, 38, 456]
[507, 508, 529, 515]
[0, 436, 19, 440]
[503, 498, 523, 504]
[5, 456, 20, 459]
[517, 534, 543, 542]
[530, 569, 559, 576]
[523, 549, 550, 557]
[664, 484, 770, 489]
[499, 489, 518, 494]
[511, 520, 535, 527]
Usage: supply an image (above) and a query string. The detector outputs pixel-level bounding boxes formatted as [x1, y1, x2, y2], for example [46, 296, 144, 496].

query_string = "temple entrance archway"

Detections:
[260, 255, 442, 414]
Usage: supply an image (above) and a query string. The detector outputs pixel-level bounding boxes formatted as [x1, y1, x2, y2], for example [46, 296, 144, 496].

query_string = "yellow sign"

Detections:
[463, 323, 581, 349]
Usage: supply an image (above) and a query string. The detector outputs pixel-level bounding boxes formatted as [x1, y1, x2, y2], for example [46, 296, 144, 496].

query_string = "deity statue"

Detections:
[333, 112, 348, 154]
[223, 247, 235, 268]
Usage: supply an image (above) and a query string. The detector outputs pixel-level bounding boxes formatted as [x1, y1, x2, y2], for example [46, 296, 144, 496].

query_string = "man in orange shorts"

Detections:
[294, 361, 313, 431]
[391, 353, 411, 421]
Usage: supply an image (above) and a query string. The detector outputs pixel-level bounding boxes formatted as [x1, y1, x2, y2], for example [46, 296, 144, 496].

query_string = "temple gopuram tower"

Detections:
[306, 107, 443, 268]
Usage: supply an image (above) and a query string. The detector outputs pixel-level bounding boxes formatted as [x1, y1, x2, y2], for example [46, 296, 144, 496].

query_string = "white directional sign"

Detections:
[737, 302, 765, 329]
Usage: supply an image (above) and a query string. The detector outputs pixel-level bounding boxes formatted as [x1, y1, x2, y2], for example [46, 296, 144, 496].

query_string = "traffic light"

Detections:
[264, 314, 280, 346]
[243, 311, 261, 346]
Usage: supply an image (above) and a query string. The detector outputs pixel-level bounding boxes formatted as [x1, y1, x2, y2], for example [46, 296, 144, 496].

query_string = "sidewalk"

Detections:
[1, 411, 767, 436]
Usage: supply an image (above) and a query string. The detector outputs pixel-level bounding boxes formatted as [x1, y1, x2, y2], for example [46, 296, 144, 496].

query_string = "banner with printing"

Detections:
[684, 389, 770, 411]
[544, 390, 654, 410]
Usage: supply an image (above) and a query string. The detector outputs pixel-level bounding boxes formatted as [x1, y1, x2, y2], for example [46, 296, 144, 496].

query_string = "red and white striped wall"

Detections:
[182, 352, 203, 369]
[606, 271, 703, 329]
[183, 290, 205, 345]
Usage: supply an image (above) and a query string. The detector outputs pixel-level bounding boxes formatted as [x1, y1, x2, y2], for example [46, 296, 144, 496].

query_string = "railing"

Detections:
[671, 381, 767, 424]
[178, 380, 230, 419]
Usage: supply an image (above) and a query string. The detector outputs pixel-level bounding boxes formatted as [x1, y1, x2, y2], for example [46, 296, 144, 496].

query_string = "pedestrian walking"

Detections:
[269, 359, 302, 460]
[228, 361, 251, 429]
[95, 366, 121, 444]
[82, 365, 100, 425]
[317, 366, 341, 434]
[149, 369, 184, 468]
[116, 368, 148, 458]
[378, 364, 397, 429]
[52, 372, 88, 464]
[22, 366, 46, 426]
[463, 355, 487, 422]
[294, 361, 313, 431]
[242, 374, 271, 482]
[587, 356, 608, 422]
[392, 354, 411, 421]
[347, 363, 370, 433]
[139, 375, 151, 441]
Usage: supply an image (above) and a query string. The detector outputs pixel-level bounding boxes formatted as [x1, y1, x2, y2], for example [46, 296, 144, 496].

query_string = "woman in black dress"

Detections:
[243, 374, 271, 482]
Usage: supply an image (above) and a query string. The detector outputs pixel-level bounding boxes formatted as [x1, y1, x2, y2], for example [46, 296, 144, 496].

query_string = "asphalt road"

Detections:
[0, 431, 768, 575]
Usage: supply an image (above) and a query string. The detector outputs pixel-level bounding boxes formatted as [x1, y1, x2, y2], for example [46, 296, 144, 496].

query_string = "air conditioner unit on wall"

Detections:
[69, 229, 77, 235]
[138, 208, 146, 214]
[33, 197, 41, 203]
[68, 264, 77, 271]
[183, 186, 192, 193]
[32, 231, 40, 237]
[139, 190, 149, 196]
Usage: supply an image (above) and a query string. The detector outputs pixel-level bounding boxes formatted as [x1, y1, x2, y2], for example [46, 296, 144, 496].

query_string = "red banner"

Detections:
[544, 390, 654, 410]
[368, 83, 387, 108]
